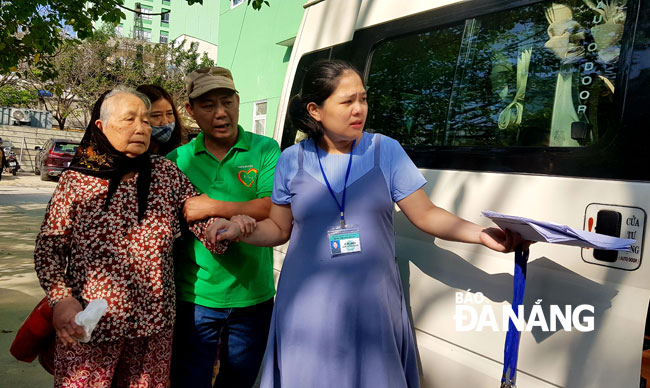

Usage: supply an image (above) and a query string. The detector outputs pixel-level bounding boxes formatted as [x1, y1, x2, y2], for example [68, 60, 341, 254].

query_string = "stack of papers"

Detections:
[482, 211, 635, 251]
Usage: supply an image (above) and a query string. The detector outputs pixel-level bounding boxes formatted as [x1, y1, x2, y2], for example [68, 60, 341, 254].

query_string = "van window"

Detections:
[280, 48, 332, 150]
[366, 0, 628, 148]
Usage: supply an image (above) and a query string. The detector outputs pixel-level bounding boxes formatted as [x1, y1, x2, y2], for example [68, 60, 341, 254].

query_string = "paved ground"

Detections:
[0, 173, 245, 386]
[0, 172, 57, 387]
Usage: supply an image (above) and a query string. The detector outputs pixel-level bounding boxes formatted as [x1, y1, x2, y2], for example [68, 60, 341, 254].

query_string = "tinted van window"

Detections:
[366, 0, 628, 148]
[280, 48, 332, 150]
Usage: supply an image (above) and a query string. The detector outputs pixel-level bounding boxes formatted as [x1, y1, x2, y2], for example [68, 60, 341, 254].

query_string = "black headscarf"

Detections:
[69, 90, 152, 222]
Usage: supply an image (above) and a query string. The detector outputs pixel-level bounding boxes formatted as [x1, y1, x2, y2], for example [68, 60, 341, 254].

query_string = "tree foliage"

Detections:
[188, 0, 270, 10]
[1, 0, 270, 80]
[26, 26, 215, 130]
[0, 86, 38, 108]
[0, 1, 126, 80]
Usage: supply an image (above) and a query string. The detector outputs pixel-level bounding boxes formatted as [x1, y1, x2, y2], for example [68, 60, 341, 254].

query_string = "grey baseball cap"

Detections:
[185, 66, 238, 99]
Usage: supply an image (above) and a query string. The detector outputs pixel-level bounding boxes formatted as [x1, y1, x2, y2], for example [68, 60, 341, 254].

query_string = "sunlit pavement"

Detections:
[0, 172, 56, 387]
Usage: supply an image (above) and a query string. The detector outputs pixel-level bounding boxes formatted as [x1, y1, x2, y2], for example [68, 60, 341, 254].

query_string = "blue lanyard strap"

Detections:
[501, 247, 529, 388]
[316, 139, 356, 228]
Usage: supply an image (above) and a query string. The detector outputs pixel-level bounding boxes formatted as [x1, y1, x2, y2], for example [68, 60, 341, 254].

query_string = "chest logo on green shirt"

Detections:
[237, 168, 258, 187]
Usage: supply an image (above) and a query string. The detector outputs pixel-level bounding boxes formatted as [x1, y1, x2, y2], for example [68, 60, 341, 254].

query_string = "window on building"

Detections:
[160, 31, 169, 44]
[231, 0, 245, 9]
[135, 28, 152, 42]
[162, 0, 171, 5]
[253, 100, 268, 135]
[140, 6, 152, 21]
[161, 9, 170, 23]
[366, 1, 627, 148]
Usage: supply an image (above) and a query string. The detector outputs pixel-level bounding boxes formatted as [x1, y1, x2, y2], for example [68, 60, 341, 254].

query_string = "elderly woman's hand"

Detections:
[52, 296, 84, 344]
[480, 227, 533, 253]
[206, 218, 242, 244]
[230, 215, 256, 238]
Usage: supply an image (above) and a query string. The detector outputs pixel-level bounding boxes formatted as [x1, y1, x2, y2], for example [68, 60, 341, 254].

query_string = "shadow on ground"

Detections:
[0, 288, 53, 388]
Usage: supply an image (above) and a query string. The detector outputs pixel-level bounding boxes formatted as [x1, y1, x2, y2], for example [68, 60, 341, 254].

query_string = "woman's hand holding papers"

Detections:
[481, 227, 533, 253]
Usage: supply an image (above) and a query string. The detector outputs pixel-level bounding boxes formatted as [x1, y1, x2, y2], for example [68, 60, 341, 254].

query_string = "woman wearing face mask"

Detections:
[136, 85, 183, 155]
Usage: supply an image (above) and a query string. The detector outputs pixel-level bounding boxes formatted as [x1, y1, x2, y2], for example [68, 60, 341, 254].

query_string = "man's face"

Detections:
[186, 89, 239, 144]
[96, 93, 151, 158]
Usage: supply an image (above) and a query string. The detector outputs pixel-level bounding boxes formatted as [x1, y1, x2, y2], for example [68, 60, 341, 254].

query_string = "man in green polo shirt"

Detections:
[167, 66, 280, 388]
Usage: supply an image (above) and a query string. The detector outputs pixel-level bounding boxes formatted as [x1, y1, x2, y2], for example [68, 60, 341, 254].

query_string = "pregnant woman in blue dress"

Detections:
[208, 60, 526, 388]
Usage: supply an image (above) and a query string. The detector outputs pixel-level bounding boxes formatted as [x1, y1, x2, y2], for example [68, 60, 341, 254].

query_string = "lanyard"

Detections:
[316, 139, 356, 228]
[501, 247, 529, 388]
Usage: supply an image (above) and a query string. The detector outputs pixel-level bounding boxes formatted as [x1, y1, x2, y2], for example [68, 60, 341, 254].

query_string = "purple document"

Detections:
[482, 210, 635, 251]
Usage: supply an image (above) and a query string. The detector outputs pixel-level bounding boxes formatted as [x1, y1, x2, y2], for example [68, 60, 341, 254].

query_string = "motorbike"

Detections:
[5, 149, 20, 176]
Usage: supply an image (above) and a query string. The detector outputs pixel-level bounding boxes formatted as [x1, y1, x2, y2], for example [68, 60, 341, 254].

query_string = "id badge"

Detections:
[327, 225, 361, 256]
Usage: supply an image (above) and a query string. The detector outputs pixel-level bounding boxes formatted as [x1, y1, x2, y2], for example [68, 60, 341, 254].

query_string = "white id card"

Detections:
[327, 225, 361, 256]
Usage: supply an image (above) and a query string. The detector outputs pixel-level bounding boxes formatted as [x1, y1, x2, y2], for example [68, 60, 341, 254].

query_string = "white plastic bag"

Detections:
[74, 299, 108, 343]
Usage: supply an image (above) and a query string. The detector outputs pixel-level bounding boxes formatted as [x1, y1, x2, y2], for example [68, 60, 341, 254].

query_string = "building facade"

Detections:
[217, 0, 304, 137]
[112, 0, 219, 61]
[101, 0, 305, 138]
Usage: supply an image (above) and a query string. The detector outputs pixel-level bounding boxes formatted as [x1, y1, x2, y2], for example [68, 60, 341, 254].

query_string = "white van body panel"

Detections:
[275, 0, 362, 145]
[356, 0, 468, 29]
[273, 1, 649, 387]
[397, 169, 649, 387]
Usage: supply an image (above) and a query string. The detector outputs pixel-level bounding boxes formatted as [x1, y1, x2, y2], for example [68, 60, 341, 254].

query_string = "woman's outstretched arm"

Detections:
[397, 189, 529, 252]
[206, 203, 294, 247]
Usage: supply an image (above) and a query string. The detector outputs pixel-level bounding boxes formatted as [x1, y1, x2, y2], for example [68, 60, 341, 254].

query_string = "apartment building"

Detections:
[100, 0, 304, 138]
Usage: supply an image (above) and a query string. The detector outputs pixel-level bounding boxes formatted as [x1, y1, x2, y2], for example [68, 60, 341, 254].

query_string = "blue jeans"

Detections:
[170, 298, 274, 388]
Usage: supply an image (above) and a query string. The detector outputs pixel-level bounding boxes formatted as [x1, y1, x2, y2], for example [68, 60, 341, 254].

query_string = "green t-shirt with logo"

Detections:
[167, 127, 280, 308]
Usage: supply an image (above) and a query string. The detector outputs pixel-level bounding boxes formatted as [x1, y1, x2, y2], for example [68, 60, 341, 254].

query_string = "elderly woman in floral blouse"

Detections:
[34, 87, 228, 388]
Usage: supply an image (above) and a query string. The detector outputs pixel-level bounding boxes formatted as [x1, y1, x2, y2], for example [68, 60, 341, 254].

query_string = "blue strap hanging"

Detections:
[316, 139, 356, 228]
[501, 247, 529, 388]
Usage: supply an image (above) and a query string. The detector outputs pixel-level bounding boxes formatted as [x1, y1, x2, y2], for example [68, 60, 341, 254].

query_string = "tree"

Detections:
[106, 34, 215, 103]
[1, 0, 270, 81]
[0, 1, 125, 81]
[26, 28, 116, 130]
[0, 72, 19, 89]
[25, 25, 215, 130]
[105, 35, 216, 131]
[189, 0, 270, 10]
[0, 85, 38, 108]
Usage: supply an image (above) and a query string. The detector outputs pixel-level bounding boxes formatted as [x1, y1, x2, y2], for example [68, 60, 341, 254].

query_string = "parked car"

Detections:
[34, 139, 80, 181]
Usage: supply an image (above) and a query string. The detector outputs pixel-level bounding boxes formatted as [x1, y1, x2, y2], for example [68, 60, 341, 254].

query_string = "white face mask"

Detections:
[151, 121, 175, 143]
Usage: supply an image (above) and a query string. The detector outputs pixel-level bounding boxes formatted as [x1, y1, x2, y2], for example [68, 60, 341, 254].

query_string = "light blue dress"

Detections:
[261, 133, 426, 387]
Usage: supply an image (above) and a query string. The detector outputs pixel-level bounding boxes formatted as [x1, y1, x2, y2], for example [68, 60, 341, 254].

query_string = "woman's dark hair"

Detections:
[289, 59, 365, 139]
[136, 84, 183, 155]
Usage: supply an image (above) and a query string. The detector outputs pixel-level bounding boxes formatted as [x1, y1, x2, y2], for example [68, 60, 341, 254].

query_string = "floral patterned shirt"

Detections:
[34, 156, 227, 342]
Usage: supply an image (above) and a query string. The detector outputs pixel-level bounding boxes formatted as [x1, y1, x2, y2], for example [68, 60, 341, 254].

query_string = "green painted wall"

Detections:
[168, 1, 219, 44]
[218, 1, 304, 137]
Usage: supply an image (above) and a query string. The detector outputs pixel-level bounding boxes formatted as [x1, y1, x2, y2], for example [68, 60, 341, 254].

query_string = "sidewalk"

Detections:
[0, 172, 58, 191]
[0, 173, 55, 387]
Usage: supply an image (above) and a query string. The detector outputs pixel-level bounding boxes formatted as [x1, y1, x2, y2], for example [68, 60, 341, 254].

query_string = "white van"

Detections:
[272, 1, 649, 387]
